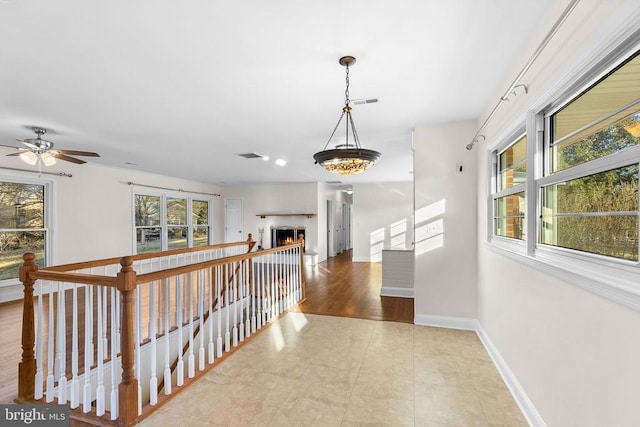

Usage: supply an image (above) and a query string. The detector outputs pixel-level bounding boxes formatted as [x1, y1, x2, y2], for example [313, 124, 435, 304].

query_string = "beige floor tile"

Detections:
[476, 387, 528, 426]
[268, 394, 348, 427]
[414, 384, 489, 426]
[141, 313, 519, 427]
[414, 354, 475, 388]
[341, 403, 414, 426]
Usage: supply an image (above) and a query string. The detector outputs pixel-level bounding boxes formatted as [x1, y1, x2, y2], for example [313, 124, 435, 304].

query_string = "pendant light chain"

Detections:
[344, 64, 350, 106]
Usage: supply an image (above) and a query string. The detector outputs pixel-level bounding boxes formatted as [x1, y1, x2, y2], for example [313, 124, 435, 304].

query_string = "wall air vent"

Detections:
[326, 181, 343, 185]
[236, 152, 264, 159]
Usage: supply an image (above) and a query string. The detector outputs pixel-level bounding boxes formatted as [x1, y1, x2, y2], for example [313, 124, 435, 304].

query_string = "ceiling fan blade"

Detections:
[6, 152, 22, 157]
[0, 144, 24, 150]
[51, 152, 86, 164]
[16, 139, 40, 150]
[56, 149, 100, 157]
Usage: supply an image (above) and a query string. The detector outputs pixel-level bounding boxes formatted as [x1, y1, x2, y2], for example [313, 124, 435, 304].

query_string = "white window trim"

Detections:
[0, 174, 54, 289]
[487, 37, 640, 312]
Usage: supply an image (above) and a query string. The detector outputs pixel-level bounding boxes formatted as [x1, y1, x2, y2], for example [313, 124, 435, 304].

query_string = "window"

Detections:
[0, 180, 49, 281]
[134, 192, 212, 254]
[541, 51, 640, 261]
[493, 135, 527, 240]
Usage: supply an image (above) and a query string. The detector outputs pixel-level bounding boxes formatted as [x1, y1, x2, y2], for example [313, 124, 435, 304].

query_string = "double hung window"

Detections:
[0, 179, 50, 281]
[490, 48, 640, 269]
[135, 192, 211, 254]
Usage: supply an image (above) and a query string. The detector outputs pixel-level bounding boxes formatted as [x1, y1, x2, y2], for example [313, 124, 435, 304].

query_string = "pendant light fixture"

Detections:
[313, 56, 381, 175]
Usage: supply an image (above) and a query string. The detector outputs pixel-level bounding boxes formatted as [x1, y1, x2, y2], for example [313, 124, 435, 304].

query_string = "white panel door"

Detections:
[224, 198, 243, 243]
[327, 200, 335, 258]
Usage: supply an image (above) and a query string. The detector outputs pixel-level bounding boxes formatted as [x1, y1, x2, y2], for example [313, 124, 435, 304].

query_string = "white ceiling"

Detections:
[0, 0, 560, 185]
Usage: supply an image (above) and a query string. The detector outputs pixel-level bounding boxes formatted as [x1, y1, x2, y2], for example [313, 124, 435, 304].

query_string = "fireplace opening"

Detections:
[271, 226, 305, 251]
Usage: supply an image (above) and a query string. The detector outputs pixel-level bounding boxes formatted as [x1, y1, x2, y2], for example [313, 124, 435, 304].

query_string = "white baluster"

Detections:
[176, 275, 184, 386]
[238, 262, 245, 343]
[102, 287, 108, 361]
[70, 283, 79, 408]
[244, 261, 251, 339]
[164, 278, 172, 395]
[34, 280, 44, 399]
[88, 285, 94, 368]
[110, 288, 118, 420]
[83, 285, 92, 413]
[216, 266, 223, 358]
[96, 286, 105, 417]
[198, 269, 206, 370]
[251, 260, 257, 333]
[135, 286, 142, 415]
[208, 267, 215, 364]
[57, 281, 67, 404]
[224, 264, 231, 352]
[188, 273, 195, 378]
[232, 263, 238, 347]
[115, 288, 121, 354]
[45, 281, 55, 402]
[149, 281, 158, 405]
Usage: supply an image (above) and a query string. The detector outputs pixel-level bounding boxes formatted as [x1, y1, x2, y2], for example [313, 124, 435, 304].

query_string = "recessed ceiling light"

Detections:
[275, 159, 287, 167]
[262, 155, 270, 161]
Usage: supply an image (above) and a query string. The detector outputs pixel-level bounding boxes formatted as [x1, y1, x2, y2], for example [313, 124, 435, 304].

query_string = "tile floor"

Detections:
[139, 313, 527, 426]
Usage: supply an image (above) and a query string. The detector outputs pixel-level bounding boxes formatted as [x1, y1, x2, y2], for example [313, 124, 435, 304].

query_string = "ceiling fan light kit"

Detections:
[314, 56, 381, 176]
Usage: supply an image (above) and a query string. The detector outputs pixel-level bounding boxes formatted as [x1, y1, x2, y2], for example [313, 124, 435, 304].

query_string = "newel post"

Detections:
[18, 252, 38, 400]
[117, 256, 139, 427]
[247, 233, 255, 252]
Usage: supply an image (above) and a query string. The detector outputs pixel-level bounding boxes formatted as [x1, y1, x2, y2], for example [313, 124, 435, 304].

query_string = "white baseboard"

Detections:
[414, 314, 546, 427]
[351, 257, 372, 263]
[476, 325, 546, 427]
[414, 314, 478, 330]
[380, 286, 414, 298]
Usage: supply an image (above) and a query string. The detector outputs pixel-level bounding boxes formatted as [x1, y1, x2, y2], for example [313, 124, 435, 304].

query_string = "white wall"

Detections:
[413, 121, 478, 321]
[351, 182, 413, 262]
[475, 2, 640, 426]
[0, 158, 223, 301]
[221, 183, 319, 253]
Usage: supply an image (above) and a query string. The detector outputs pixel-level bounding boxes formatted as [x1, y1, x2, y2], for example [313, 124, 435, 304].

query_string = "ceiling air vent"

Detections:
[326, 181, 343, 185]
[236, 152, 264, 159]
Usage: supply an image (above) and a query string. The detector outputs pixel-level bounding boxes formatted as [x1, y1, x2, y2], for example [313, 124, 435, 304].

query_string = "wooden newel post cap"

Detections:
[247, 233, 253, 241]
[120, 256, 134, 271]
[20, 252, 38, 282]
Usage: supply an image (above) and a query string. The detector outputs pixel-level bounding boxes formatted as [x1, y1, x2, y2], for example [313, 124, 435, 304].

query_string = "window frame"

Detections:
[0, 175, 54, 287]
[132, 188, 213, 254]
[492, 131, 527, 242]
[487, 40, 640, 311]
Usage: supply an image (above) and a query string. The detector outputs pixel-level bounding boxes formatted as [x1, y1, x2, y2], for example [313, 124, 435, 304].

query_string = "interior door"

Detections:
[224, 198, 243, 243]
[327, 200, 335, 258]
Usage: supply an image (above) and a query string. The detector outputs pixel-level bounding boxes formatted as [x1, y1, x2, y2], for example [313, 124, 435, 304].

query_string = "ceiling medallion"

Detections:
[313, 56, 381, 175]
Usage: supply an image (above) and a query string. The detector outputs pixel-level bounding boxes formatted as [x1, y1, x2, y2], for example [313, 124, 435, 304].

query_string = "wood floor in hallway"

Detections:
[295, 250, 414, 323]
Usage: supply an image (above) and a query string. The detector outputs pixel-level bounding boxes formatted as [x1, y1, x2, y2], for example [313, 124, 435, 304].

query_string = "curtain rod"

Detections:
[0, 166, 73, 178]
[127, 181, 221, 197]
[466, 0, 580, 150]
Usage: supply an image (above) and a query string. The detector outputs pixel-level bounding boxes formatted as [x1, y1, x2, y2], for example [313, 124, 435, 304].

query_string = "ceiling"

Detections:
[0, 0, 560, 185]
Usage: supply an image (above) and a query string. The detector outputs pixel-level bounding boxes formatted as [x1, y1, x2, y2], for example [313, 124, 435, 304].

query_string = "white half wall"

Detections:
[413, 121, 478, 319]
[351, 182, 413, 262]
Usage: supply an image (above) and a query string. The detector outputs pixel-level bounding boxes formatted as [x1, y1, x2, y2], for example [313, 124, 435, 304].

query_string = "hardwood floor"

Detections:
[295, 250, 414, 323]
[0, 250, 413, 404]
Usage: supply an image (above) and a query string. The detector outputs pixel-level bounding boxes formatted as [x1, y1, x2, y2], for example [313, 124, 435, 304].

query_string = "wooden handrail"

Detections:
[28, 271, 119, 287]
[135, 242, 301, 284]
[41, 239, 255, 273]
